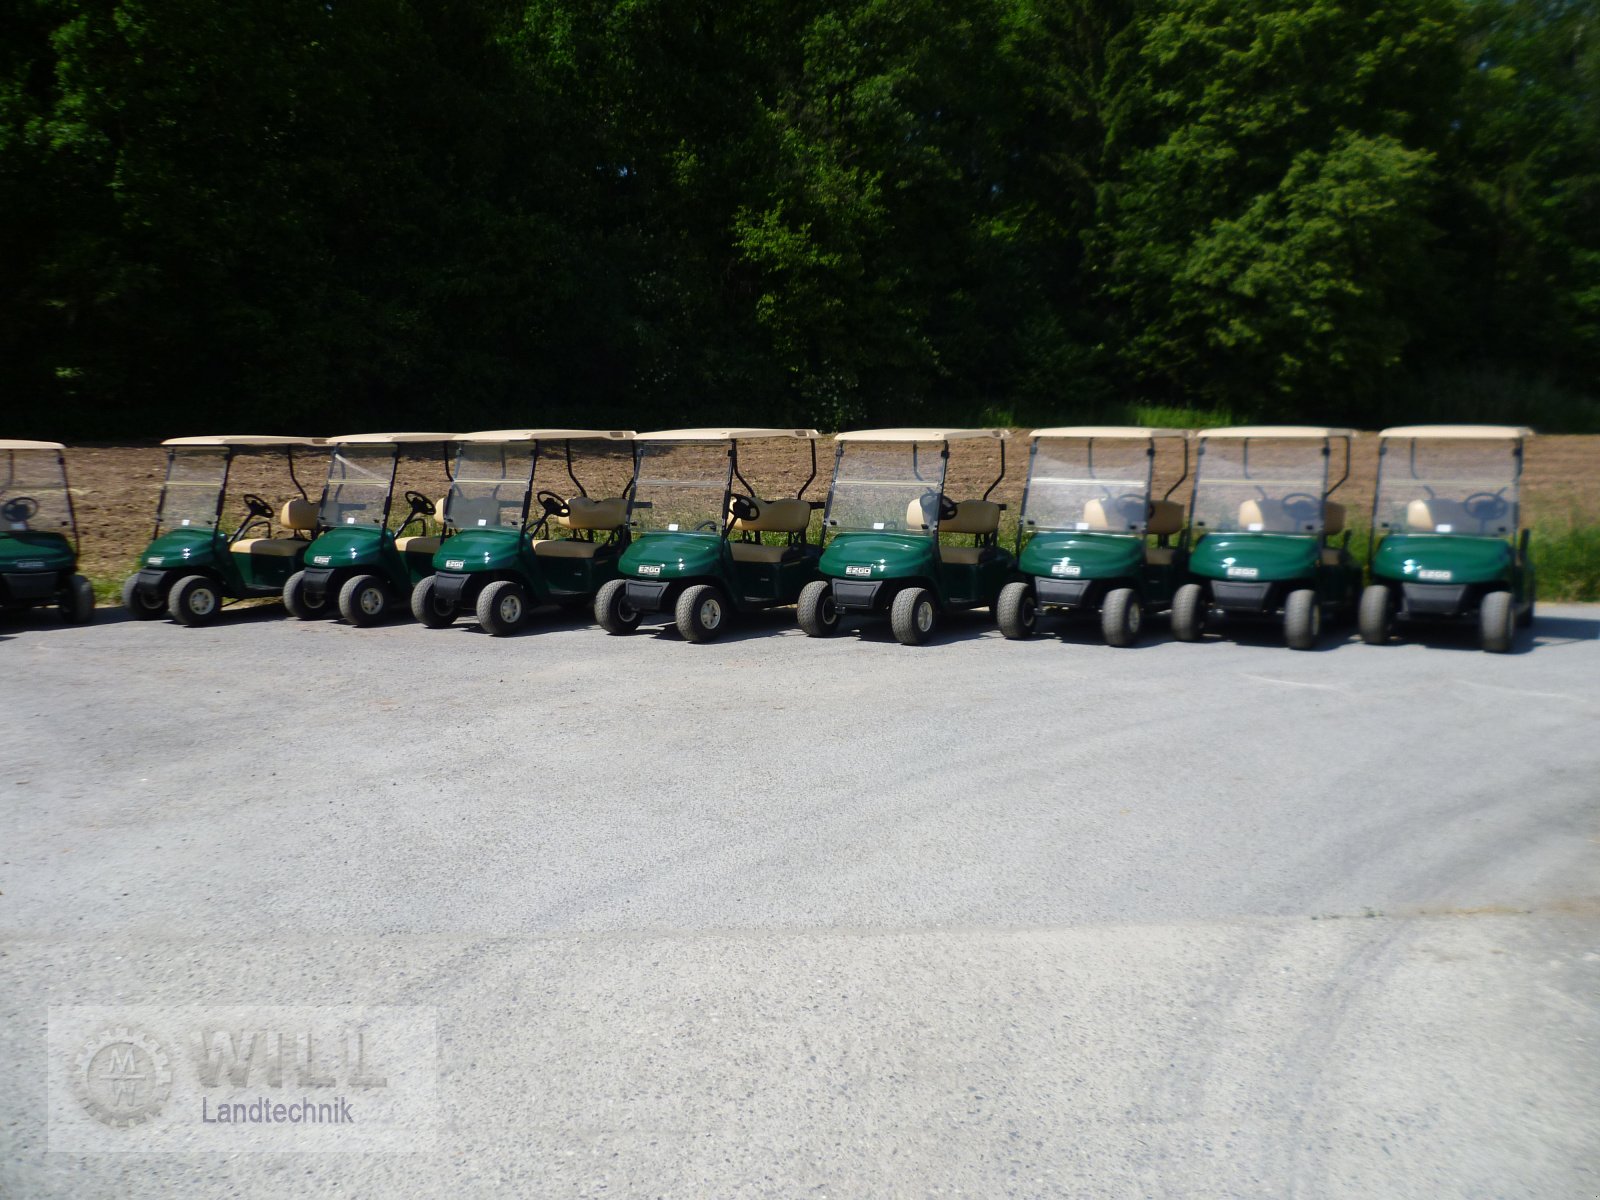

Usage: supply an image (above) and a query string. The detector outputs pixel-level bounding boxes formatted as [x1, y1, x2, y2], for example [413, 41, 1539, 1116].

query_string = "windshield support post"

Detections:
[982, 439, 1004, 500]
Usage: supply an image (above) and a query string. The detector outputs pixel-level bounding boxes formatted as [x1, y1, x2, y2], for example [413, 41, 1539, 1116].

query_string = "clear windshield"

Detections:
[1373, 438, 1521, 537]
[0, 449, 75, 534]
[157, 448, 229, 532]
[824, 443, 947, 534]
[446, 442, 535, 529]
[631, 441, 731, 534]
[1191, 439, 1333, 535]
[1023, 438, 1152, 533]
[321, 445, 396, 529]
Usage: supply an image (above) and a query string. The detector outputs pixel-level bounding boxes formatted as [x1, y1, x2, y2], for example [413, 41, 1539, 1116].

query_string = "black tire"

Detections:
[796, 580, 840, 637]
[168, 574, 221, 627]
[1100, 586, 1143, 648]
[410, 575, 457, 628]
[476, 579, 528, 637]
[1358, 584, 1392, 645]
[676, 583, 729, 643]
[890, 586, 937, 646]
[995, 581, 1036, 640]
[1171, 582, 1206, 642]
[339, 573, 390, 626]
[283, 569, 330, 620]
[595, 578, 640, 634]
[122, 573, 165, 620]
[59, 574, 95, 624]
[1480, 589, 1515, 653]
[1284, 587, 1322, 651]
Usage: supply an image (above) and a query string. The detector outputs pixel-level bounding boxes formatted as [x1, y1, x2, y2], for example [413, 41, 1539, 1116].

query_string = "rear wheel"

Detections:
[1171, 583, 1207, 642]
[1480, 589, 1515, 653]
[995, 581, 1036, 640]
[283, 569, 330, 620]
[122, 573, 166, 620]
[339, 574, 390, 626]
[411, 575, 456, 628]
[1358, 584, 1392, 645]
[595, 578, 640, 634]
[676, 583, 729, 643]
[1100, 587, 1143, 648]
[796, 580, 839, 637]
[168, 574, 221, 627]
[1284, 588, 1322, 651]
[59, 574, 95, 624]
[477, 580, 528, 637]
[890, 586, 937, 646]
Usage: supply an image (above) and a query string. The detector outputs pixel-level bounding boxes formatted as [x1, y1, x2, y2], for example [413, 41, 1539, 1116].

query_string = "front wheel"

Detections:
[59, 574, 95, 624]
[168, 574, 221, 627]
[1284, 588, 1322, 651]
[995, 581, 1036, 640]
[477, 579, 528, 637]
[1100, 587, 1143, 648]
[1170, 583, 1207, 642]
[796, 580, 839, 637]
[339, 574, 390, 626]
[283, 569, 330, 620]
[411, 575, 457, 628]
[595, 578, 640, 634]
[1358, 584, 1392, 645]
[890, 586, 937, 646]
[122, 573, 166, 620]
[676, 583, 729, 643]
[1480, 589, 1515, 653]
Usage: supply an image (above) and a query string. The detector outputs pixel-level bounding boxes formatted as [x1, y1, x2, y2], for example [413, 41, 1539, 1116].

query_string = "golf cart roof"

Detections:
[324, 432, 457, 445]
[453, 429, 635, 443]
[633, 428, 819, 441]
[834, 427, 1010, 443]
[1029, 426, 1187, 440]
[1378, 424, 1533, 440]
[0, 439, 66, 451]
[161, 435, 320, 448]
[1197, 426, 1353, 440]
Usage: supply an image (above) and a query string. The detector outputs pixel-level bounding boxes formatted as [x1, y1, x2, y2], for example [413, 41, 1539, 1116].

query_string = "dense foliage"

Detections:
[2, 0, 1596, 437]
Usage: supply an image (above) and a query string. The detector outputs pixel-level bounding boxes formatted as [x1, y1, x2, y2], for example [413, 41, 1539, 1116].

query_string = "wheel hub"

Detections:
[701, 597, 722, 628]
[189, 589, 216, 615]
[500, 594, 522, 623]
[359, 588, 384, 615]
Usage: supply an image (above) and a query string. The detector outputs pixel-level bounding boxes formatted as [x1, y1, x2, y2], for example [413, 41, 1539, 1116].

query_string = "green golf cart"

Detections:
[122, 435, 322, 626]
[796, 427, 1013, 646]
[995, 426, 1189, 646]
[283, 431, 455, 625]
[1359, 425, 1535, 653]
[1171, 426, 1361, 650]
[411, 429, 636, 636]
[0, 440, 94, 624]
[595, 427, 823, 642]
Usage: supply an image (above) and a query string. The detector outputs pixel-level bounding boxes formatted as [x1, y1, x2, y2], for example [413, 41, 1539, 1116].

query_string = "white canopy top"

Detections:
[1029, 425, 1187, 440]
[1378, 424, 1533, 440]
[633, 427, 819, 442]
[454, 429, 634, 443]
[834, 427, 1010, 443]
[162, 435, 320, 448]
[1198, 426, 1353, 440]
[324, 432, 457, 445]
[0, 439, 66, 451]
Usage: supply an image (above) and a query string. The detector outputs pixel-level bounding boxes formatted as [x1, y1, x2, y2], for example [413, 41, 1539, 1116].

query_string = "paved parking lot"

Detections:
[4, 604, 1598, 1197]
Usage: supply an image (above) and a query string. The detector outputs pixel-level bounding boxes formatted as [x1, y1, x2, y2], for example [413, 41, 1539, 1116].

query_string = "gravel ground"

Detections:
[3, 603, 1598, 1197]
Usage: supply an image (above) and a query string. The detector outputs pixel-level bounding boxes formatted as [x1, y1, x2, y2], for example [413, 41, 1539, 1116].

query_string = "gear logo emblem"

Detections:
[72, 1026, 173, 1128]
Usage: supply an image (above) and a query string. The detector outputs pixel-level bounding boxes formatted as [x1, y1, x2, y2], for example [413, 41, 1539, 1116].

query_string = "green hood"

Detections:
[0, 529, 75, 571]
[1373, 533, 1513, 585]
[432, 526, 524, 573]
[1019, 531, 1141, 580]
[820, 531, 937, 581]
[620, 531, 722, 580]
[1190, 531, 1318, 582]
[139, 527, 219, 570]
[303, 524, 385, 569]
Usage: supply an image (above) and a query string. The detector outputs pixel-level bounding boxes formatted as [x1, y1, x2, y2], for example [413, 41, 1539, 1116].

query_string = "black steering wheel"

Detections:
[693, 519, 721, 532]
[2, 496, 39, 522]
[920, 490, 958, 522]
[1110, 491, 1148, 525]
[241, 493, 274, 519]
[536, 489, 570, 518]
[404, 490, 435, 516]
[1280, 492, 1321, 523]
[728, 493, 760, 522]
[1462, 490, 1508, 521]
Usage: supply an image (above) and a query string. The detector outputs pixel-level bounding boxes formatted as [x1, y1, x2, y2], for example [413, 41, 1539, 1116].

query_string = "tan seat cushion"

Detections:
[942, 499, 1001, 535]
[1147, 499, 1184, 536]
[1406, 498, 1470, 532]
[1321, 547, 1344, 567]
[533, 539, 602, 559]
[230, 538, 304, 557]
[279, 499, 319, 532]
[729, 541, 790, 564]
[395, 535, 440, 555]
[938, 545, 985, 565]
[731, 497, 811, 534]
[1146, 546, 1176, 566]
[1082, 496, 1150, 531]
[1323, 501, 1345, 535]
[559, 496, 628, 531]
[905, 496, 933, 531]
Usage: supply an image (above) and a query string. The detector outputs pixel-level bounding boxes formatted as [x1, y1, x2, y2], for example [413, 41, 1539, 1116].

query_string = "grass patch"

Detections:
[1533, 522, 1600, 602]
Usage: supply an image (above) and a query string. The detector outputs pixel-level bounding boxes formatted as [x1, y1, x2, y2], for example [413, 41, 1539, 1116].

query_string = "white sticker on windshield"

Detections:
[1247, 522, 1263, 531]
[1436, 523, 1452, 533]
[477, 519, 487, 526]
[1075, 522, 1090, 531]
[346, 516, 356, 524]
[181, 518, 191, 526]
[667, 523, 679, 531]
[873, 522, 885, 530]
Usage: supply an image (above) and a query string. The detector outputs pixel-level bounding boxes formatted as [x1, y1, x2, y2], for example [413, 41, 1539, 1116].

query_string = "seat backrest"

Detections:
[559, 496, 628, 531]
[731, 497, 811, 534]
[1323, 500, 1345, 535]
[1082, 495, 1147, 531]
[905, 496, 932, 531]
[941, 499, 1001, 535]
[1147, 498, 1184, 536]
[1406, 498, 1471, 532]
[279, 498, 319, 532]
[1238, 497, 1298, 532]
[436, 496, 451, 525]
